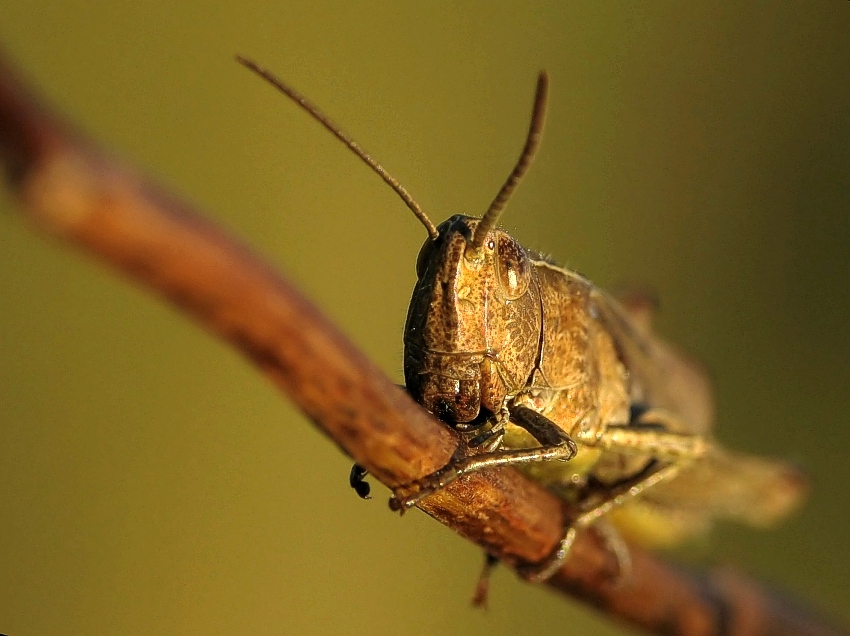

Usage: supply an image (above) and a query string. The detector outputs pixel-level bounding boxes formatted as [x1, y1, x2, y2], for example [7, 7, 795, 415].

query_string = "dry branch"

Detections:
[0, 51, 843, 636]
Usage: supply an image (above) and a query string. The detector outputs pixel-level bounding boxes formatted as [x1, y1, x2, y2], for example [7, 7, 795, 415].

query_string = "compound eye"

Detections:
[415, 238, 437, 278]
[495, 234, 531, 300]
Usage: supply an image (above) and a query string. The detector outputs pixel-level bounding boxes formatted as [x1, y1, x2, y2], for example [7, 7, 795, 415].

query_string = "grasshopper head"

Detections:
[235, 61, 549, 424]
[403, 215, 541, 424]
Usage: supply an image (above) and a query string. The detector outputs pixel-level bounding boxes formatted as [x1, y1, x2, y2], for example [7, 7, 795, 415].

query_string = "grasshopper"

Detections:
[238, 58, 806, 582]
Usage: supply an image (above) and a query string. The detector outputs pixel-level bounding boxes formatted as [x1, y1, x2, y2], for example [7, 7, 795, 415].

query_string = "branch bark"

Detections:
[0, 51, 843, 636]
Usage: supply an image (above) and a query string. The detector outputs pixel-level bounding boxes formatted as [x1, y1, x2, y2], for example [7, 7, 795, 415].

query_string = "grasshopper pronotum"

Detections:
[238, 57, 806, 584]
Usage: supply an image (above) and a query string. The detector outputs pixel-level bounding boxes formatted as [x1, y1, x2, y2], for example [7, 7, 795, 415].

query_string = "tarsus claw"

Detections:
[349, 463, 372, 500]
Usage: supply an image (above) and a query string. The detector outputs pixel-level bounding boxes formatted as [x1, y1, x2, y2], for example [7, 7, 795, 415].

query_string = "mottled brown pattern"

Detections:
[405, 216, 542, 420]
[404, 215, 629, 454]
[403, 214, 806, 548]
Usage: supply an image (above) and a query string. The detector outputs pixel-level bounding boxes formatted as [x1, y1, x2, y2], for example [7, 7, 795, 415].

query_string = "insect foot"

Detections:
[349, 463, 372, 499]
[517, 521, 632, 585]
[388, 450, 466, 514]
[518, 526, 579, 583]
[594, 520, 633, 587]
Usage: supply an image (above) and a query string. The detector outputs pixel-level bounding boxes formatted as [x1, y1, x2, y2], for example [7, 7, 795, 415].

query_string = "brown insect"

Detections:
[237, 57, 806, 582]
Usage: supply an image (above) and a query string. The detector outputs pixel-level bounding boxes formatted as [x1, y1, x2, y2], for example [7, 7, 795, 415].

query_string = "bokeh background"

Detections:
[1, 3, 848, 635]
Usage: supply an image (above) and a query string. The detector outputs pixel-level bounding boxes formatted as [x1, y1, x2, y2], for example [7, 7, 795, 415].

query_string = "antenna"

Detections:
[237, 56, 439, 241]
[471, 71, 549, 249]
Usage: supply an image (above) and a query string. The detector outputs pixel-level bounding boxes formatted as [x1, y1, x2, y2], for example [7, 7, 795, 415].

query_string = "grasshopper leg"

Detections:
[348, 385, 412, 500]
[598, 408, 711, 461]
[519, 462, 681, 582]
[594, 519, 632, 586]
[521, 408, 708, 581]
[467, 406, 509, 451]
[471, 552, 500, 608]
[467, 425, 506, 453]
[389, 405, 577, 512]
[349, 463, 372, 499]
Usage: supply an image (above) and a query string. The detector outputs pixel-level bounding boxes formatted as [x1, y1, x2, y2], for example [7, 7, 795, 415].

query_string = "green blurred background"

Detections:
[1, 3, 848, 635]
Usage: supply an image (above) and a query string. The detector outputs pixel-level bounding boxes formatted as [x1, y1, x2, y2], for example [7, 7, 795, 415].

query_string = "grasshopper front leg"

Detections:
[389, 405, 577, 512]
[349, 463, 372, 499]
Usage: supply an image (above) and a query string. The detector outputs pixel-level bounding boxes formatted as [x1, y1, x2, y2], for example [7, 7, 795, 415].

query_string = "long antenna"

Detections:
[236, 56, 439, 241]
[471, 71, 549, 249]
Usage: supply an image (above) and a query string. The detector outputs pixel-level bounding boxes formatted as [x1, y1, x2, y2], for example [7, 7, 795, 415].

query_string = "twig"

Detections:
[0, 50, 843, 636]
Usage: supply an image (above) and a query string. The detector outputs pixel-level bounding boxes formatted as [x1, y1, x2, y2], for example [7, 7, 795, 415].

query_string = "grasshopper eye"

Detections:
[415, 237, 437, 278]
[496, 234, 531, 300]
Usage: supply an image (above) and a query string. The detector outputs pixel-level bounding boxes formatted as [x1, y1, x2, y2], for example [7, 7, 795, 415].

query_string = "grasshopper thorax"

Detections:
[403, 215, 542, 425]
